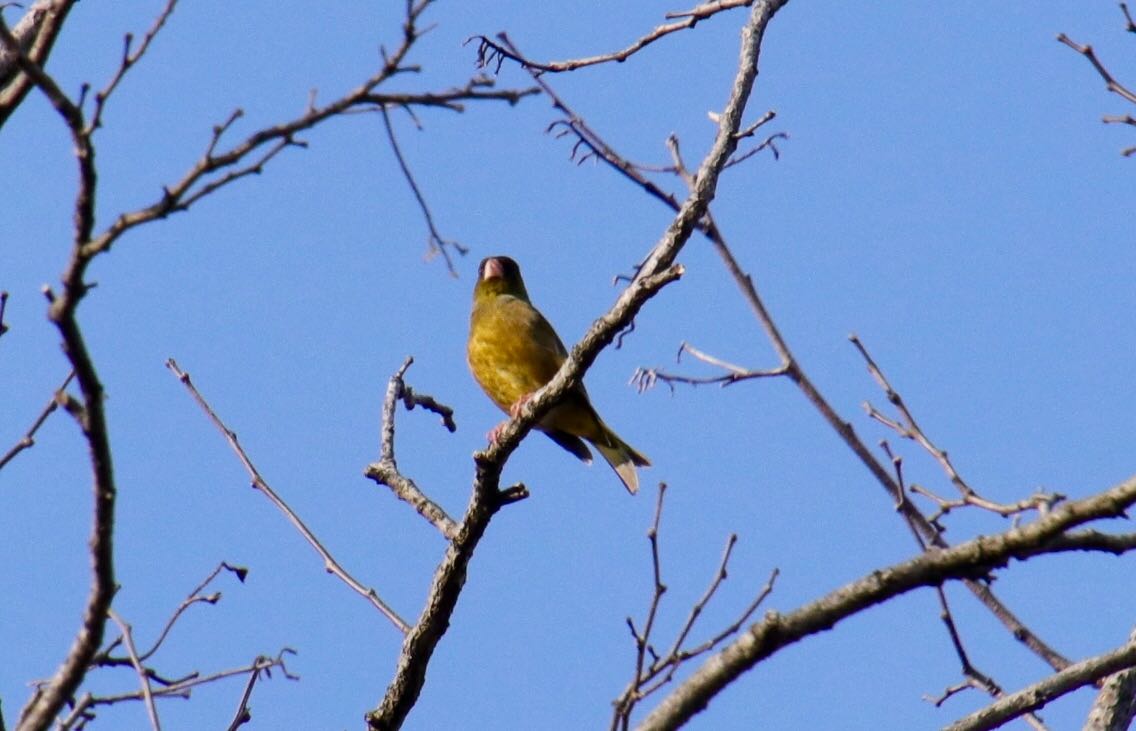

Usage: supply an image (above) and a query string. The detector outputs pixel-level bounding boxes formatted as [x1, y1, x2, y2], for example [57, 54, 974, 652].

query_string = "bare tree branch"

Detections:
[378, 104, 466, 277]
[166, 359, 409, 634]
[1057, 33, 1136, 105]
[945, 635, 1136, 731]
[364, 357, 460, 540]
[1059, 6, 1136, 156]
[0, 2, 539, 731]
[2, 0, 537, 276]
[593, 11, 1072, 682]
[850, 333, 1066, 521]
[87, 0, 178, 133]
[106, 610, 161, 731]
[630, 341, 789, 393]
[1084, 627, 1136, 731]
[0, 0, 540, 719]
[469, 0, 752, 74]
[224, 649, 289, 731]
[709, 231, 1077, 675]
[615, 484, 671, 731]
[475, 33, 779, 256]
[924, 586, 1049, 730]
[667, 72, 1079, 681]
[612, 484, 777, 730]
[1, 5, 187, 722]
[0, 369, 74, 472]
[365, 3, 786, 728]
[91, 562, 248, 667]
[56, 650, 298, 731]
[636, 473, 1136, 731]
[0, 0, 77, 128]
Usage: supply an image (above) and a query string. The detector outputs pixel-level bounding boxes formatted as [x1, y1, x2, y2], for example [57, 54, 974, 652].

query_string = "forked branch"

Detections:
[167, 359, 409, 634]
[612, 484, 777, 730]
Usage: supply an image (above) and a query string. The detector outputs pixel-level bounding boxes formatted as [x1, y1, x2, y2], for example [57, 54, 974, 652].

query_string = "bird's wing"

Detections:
[523, 301, 569, 361]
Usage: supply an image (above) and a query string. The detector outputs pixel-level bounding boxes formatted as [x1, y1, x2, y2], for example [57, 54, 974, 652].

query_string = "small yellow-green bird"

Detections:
[467, 255, 650, 494]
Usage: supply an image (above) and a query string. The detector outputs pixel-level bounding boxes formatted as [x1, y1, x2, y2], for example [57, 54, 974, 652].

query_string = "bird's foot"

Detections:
[488, 393, 536, 445]
[487, 422, 508, 445]
[507, 392, 535, 418]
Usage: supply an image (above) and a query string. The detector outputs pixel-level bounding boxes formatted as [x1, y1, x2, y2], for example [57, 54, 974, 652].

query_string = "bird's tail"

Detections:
[594, 428, 650, 495]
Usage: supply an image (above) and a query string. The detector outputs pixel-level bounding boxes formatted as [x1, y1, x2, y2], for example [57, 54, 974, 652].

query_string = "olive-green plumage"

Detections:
[467, 256, 650, 494]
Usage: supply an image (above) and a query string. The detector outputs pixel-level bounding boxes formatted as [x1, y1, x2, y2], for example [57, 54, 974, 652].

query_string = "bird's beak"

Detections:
[482, 258, 505, 281]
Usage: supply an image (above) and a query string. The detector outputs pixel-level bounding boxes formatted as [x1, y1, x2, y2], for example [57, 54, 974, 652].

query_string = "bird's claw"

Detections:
[489, 392, 535, 445]
[508, 392, 534, 418]
[487, 422, 508, 444]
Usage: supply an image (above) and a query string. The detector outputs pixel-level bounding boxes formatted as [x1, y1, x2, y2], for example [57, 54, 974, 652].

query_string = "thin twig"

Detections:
[379, 104, 467, 277]
[0, 289, 8, 339]
[87, 0, 177, 133]
[135, 562, 245, 663]
[850, 334, 1065, 520]
[611, 483, 778, 730]
[106, 610, 161, 731]
[664, 533, 737, 662]
[165, 359, 409, 634]
[1058, 20, 1136, 155]
[91, 562, 246, 673]
[924, 586, 1049, 729]
[468, 0, 751, 74]
[630, 341, 789, 393]
[56, 650, 298, 731]
[224, 650, 284, 731]
[0, 370, 75, 471]
[1057, 33, 1136, 105]
[637, 483, 670, 691]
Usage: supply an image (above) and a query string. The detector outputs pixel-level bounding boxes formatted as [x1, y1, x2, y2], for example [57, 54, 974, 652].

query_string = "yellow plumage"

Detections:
[467, 256, 650, 494]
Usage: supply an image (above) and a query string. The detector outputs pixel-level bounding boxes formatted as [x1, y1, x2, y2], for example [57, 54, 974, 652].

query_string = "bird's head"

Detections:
[474, 256, 530, 303]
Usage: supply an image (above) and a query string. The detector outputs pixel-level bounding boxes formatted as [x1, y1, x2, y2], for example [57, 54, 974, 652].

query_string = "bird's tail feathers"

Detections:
[594, 433, 650, 495]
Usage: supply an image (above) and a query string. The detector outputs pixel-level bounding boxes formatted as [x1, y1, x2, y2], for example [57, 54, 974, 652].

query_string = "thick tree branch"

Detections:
[365, 4, 786, 729]
[945, 635, 1136, 731]
[1084, 627, 1136, 731]
[0, 0, 76, 128]
[636, 474, 1136, 731]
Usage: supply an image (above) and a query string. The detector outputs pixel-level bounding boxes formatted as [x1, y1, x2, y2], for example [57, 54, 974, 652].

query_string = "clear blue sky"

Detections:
[3, 2, 1134, 729]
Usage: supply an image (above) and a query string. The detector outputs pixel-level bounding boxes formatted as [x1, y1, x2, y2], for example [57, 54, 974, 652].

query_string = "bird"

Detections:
[467, 255, 650, 494]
